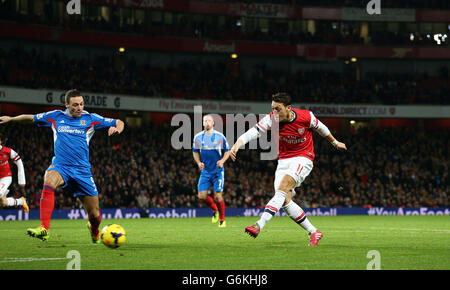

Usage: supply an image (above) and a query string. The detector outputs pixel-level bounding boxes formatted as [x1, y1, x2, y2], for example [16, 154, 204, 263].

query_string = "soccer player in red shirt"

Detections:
[0, 133, 28, 212]
[230, 93, 347, 246]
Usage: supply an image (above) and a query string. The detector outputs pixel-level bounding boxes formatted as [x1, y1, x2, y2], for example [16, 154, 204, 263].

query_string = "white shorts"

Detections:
[274, 156, 313, 197]
[0, 176, 12, 198]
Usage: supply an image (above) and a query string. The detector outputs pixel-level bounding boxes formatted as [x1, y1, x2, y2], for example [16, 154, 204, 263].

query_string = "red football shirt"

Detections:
[0, 146, 19, 178]
[256, 108, 319, 160]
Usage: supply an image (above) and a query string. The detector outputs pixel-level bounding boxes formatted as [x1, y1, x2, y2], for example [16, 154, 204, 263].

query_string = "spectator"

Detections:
[0, 123, 447, 210]
[0, 47, 448, 105]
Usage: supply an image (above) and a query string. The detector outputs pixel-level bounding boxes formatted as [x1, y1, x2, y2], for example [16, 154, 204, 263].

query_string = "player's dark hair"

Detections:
[272, 92, 292, 106]
[65, 89, 83, 104]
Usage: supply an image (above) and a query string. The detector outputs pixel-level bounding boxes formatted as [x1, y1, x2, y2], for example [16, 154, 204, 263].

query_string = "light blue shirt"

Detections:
[192, 130, 230, 173]
[34, 109, 117, 168]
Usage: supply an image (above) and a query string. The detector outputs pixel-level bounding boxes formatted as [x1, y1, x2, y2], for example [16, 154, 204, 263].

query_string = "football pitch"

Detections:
[1, 215, 449, 270]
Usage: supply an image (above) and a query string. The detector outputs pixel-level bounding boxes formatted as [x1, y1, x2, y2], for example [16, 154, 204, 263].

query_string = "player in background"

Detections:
[0, 89, 124, 242]
[193, 114, 231, 228]
[0, 133, 28, 212]
[230, 93, 347, 246]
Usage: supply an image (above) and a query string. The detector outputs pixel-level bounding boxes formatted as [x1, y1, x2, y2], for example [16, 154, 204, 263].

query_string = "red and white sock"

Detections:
[257, 190, 287, 230]
[282, 200, 317, 234]
[6, 197, 23, 207]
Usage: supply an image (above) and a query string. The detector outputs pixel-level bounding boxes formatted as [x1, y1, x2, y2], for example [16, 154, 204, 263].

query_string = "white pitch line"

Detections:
[335, 227, 450, 233]
[252, 227, 450, 233]
[0, 257, 67, 263]
[373, 228, 450, 233]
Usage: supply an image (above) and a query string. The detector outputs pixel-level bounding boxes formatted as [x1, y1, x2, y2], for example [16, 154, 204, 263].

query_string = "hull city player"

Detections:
[0, 89, 124, 242]
[193, 114, 231, 228]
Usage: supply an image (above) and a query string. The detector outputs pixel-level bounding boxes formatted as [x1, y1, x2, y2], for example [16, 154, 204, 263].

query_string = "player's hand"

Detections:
[0, 116, 11, 124]
[230, 140, 243, 162]
[334, 142, 347, 151]
[197, 162, 204, 171]
[19, 184, 25, 191]
[230, 146, 239, 161]
[217, 160, 224, 168]
[108, 127, 120, 136]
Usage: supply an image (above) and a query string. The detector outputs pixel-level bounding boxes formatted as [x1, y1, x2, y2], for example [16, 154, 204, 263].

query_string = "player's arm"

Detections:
[324, 132, 347, 151]
[230, 128, 258, 162]
[193, 152, 204, 171]
[0, 114, 35, 124]
[217, 137, 231, 168]
[310, 112, 347, 151]
[230, 115, 270, 161]
[217, 151, 231, 168]
[192, 135, 204, 170]
[108, 119, 124, 136]
[11, 150, 26, 188]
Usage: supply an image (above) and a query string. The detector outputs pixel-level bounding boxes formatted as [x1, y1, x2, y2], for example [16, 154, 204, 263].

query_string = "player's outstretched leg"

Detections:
[87, 213, 102, 244]
[0, 190, 28, 213]
[86, 221, 101, 244]
[86, 212, 102, 244]
[27, 226, 50, 241]
[1, 197, 28, 212]
[282, 200, 323, 246]
[27, 185, 55, 241]
[244, 223, 260, 238]
[19, 197, 29, 213]
[244, 190, 287, 238]
[80, 195, 102, 243]
[308, 230, 323, 246]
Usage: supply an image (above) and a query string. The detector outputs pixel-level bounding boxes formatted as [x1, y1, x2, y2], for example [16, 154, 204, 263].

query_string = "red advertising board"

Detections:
[82, 0, 450, 22]
[1, 21, 449, 59]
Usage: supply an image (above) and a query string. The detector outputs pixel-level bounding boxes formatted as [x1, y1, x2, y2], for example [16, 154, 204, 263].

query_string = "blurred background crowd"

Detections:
[0, 0, 448, 212]
[1, 47, 449, 105]
[1, 0, 449, 47]
[2, 122, 448, 210]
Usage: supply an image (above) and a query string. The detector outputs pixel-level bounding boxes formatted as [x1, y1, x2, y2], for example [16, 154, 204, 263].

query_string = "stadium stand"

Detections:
[1, 123, 447, 209]
[0, 0, 448, 212]
[0, 47, 448, 104]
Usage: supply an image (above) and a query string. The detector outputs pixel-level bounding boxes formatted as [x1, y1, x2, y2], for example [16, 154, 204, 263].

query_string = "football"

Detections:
[100, 224, 126, 248]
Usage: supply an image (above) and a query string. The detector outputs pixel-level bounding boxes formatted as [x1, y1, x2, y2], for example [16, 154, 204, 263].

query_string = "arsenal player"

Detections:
[230, 93, 347, 246]
[0, 133, 28, 212]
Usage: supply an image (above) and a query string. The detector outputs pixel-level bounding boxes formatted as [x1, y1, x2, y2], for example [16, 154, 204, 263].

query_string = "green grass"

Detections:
[0, 216, 449, 270]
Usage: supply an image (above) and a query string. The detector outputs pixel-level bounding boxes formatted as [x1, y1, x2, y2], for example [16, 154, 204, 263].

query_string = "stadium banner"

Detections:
[2, 21, 450, 59]
[415, 10, 450, 22]
[342, 8, 415, 22]
[81, 1, 448, 22]
[1, 86, 450, 118]
[228, 3, 300, 18]
[83, 0, 301, 18]
[1, 207, 449, 221]
[82, 0, 181, 11]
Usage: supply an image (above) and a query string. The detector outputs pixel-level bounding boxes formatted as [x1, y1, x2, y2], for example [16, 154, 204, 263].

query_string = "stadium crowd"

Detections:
[1, 1, 448, 47]
[206, 0, 450, 9]
[2, 122, 448, 210]
[1, 47, 449, 105]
